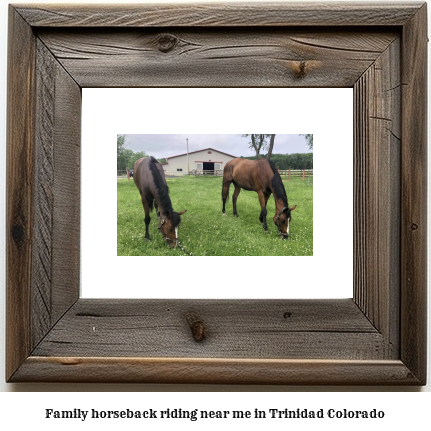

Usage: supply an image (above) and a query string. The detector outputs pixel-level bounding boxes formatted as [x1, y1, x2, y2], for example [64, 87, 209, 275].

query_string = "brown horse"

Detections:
[222, 158, 296, 238]
[134, 157, 186, 247]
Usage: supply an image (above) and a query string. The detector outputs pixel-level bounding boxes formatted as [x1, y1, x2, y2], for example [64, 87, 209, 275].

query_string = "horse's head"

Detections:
[273, 205, 297, 239]
[158, 210, 187, 247]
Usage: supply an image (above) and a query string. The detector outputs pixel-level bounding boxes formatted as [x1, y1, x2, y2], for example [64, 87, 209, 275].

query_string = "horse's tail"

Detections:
[221, 182, 229, 201]
[224, 187, 230, 200]
[222, 161, 234, 201]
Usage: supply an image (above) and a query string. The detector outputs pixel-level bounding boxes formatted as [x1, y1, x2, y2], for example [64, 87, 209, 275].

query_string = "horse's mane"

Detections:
[148, 156, 174, 215]
[267, 159, 288, 205]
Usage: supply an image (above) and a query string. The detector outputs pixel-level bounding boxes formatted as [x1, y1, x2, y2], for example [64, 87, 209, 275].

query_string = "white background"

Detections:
[0, 0, 429, 420]
[81, 88, 353, 299]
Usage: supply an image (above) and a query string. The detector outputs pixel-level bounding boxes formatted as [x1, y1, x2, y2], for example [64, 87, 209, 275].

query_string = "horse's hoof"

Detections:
[264, 230, 269, 234]
[145, 237, 150, 243]
[222, 213, 227, 216]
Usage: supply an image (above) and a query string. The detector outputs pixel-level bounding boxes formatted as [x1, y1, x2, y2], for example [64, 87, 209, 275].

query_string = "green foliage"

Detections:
[130, 151, 146, 168]
[242, 153, 313, 170]
[118, 176, 313, 256]
[301, 134, 313, 149]
[272, 153, 313, 170]
[117, 134, 125, 155]
[242, 134, 313, 158]
[241, 134, 273, 158]
[117, 134, 147, 171]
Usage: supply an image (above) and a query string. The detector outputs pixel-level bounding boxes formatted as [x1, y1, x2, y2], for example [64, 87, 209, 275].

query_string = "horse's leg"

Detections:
[155, 201, 160, 221]
[258, 191, 270, 233]
[221, 179, 231, 215]
[141, 197, 151, 242]
[232, 184, 241, 217]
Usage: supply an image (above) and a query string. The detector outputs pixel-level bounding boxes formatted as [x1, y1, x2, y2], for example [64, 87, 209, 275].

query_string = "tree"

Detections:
[243, 153, 313, 170]
[301, 134, 313, 150]
[129, 151, 146, 168]
[241, 134, 273, 158]
[117, 134, 128, 170]
[117, 148, 134, 171]
[266, 134, 276, 160]
[117, 134, 125, 157]
[117, 134, 147, 171]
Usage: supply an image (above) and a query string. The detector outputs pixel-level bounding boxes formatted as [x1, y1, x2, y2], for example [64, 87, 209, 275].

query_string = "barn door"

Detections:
[203, 162, 214, 173]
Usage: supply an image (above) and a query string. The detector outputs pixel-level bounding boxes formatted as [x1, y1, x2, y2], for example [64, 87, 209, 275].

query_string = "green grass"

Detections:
[117, 176, 313, 256]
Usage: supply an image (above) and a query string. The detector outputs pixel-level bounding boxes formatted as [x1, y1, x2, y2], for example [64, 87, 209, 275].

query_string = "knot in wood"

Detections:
[186, 314, 206, 342]
[11, 222, 25, 246]
[411, 223, 419, 231]
[293, 61, 307, 78]
[157, 34, 178, 53]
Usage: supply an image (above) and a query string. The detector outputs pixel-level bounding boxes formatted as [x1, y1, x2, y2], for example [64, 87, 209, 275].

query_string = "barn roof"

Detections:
[165, 147, 237, 161]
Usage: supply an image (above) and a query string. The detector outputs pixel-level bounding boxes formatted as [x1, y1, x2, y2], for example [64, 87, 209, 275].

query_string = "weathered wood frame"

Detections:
[6, 2, 427, 385]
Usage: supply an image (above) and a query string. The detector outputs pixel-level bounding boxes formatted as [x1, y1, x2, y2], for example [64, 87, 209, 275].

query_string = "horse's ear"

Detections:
[177, 210, 187, 216]
[289, 205, 297, 211]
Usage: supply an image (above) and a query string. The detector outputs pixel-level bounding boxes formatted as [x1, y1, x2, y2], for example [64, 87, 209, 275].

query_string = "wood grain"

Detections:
[12, 357, 420, 385]
[6, 2, 427, 385]
[32, 299, 383, 359]
[15, 2, 423, 27]
[32, 38, 81, 348]
[6, 7, 36, 381]
[32, 40, 56, 347]
[49, 51, 81, 325]
[37, 29, 398, 88]
[400, 3, 428, 384]
[353, 38, 401, 358]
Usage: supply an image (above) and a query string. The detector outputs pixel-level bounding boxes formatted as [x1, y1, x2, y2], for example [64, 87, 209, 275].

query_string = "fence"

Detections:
[189, 169, 224, 177]
[118, 169, 313, 182]
[279, 169, 313, 182]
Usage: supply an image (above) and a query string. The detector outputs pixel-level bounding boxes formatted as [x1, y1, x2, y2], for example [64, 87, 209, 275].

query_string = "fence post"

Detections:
[288, 169, 290, 181]
[302, 170, 305, 181]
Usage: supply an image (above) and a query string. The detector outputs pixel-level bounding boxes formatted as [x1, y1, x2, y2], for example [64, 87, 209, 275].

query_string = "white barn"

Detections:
[161, 147, 237, 176]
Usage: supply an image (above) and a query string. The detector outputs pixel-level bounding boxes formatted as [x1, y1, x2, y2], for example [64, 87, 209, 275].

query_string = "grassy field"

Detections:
[117, 175, 313, 256]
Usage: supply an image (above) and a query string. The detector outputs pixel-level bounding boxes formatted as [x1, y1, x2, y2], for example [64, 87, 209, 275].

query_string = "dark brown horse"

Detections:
[134, 157, 186, 247]
[222, 158, 296, 238]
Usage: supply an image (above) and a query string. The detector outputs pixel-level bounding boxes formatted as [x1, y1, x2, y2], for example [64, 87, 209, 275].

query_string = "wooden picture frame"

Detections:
[6, 2, 427, 385]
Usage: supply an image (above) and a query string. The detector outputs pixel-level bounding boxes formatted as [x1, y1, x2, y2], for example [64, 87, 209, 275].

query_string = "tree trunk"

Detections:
[267, 134, 276, 160]
[251, 135, 260, 158]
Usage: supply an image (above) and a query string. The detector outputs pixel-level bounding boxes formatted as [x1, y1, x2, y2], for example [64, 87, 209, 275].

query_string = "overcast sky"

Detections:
[121, 134, 311, 160]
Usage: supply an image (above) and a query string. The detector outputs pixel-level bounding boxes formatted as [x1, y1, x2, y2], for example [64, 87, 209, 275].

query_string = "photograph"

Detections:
[117, 134, 313, 256]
